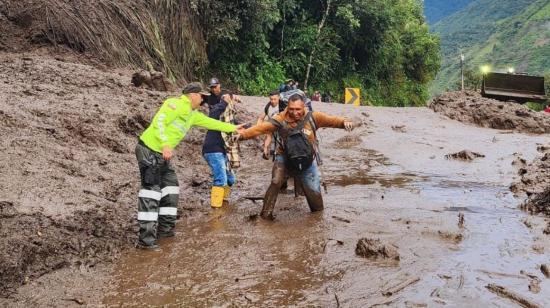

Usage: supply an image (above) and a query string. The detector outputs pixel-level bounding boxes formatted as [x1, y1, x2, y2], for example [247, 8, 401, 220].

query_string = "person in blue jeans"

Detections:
[202, 78, 240, 208]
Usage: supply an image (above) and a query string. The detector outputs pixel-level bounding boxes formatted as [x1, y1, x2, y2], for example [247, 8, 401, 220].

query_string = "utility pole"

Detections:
[460, 53, 465, 91]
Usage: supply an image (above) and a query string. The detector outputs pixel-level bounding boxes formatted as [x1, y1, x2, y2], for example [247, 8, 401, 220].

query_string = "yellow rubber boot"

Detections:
[210, 186, 225, 208]
[223, 186, 231, 201]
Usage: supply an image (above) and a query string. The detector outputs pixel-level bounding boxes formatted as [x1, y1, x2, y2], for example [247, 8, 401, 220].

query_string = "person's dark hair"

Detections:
[288, 93, 304, 103]
[269, 90, 280, 96]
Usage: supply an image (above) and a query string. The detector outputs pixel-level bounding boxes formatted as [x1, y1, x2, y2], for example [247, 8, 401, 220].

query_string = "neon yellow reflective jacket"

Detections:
[140, 95, 236, 153]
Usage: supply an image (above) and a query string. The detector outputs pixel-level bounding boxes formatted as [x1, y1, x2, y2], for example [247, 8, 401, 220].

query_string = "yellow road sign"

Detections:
[345, 88, 360, 106]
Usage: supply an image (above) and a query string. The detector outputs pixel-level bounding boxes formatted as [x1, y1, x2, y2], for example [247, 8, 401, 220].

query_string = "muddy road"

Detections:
[0, 52, 548, 307]
[101, 100, 550, 307]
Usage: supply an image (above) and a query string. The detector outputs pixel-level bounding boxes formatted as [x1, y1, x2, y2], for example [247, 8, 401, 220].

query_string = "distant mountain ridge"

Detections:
[430, 0, 550, 94]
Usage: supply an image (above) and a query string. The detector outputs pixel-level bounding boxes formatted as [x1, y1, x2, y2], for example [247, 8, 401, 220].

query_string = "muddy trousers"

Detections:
[262, 155, 323, 219]
[135, 142, 180, 246]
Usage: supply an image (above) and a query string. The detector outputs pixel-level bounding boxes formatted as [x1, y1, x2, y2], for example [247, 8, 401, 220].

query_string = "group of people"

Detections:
[135, 80, 355, 250]
[279, 79, 331, 103]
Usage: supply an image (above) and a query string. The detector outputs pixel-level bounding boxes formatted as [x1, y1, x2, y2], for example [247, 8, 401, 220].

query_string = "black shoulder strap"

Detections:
[264, 102, 271, 116]
[268, 117, 285, 129]
[297, 111, 313, 131]
[308, 112, 323, 165]
[308, 112, 318, 136]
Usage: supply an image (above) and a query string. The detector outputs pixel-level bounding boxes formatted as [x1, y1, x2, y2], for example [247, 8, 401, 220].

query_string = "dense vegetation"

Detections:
[430, 0, 550, 95]
[198, 0, 440, 106]
[1, 0, 440, 106]
[423, 0, 472, 24]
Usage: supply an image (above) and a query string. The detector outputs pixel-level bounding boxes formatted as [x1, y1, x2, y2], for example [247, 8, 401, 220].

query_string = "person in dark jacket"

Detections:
[202, 78, 241, 208]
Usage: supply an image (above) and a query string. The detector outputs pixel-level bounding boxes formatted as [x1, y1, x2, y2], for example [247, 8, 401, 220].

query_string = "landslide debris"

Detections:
[0, 52, 259, 295]
[0, 0, 206, 81]
[430, 91, 550, 134]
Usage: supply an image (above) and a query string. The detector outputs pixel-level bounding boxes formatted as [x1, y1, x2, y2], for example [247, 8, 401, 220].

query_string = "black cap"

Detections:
[182, 82, 210, 96]
[208, 77, 220, 88]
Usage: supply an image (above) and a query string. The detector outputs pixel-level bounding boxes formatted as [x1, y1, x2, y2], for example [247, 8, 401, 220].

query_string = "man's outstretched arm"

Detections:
[239, 121, 277, 140]
[312, 112, 355, 131]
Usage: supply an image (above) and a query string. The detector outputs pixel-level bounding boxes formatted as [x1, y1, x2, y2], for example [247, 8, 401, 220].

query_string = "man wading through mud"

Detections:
[136, 82, 244, 250]
[236, 94, 355, 219]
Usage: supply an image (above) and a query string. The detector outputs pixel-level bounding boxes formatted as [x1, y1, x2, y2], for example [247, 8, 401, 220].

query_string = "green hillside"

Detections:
[431, 0, 550, 94]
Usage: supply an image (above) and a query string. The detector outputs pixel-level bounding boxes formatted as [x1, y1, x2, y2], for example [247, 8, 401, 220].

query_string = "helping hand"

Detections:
[162, 146, 173, 161]
[235, 124, 246, 134]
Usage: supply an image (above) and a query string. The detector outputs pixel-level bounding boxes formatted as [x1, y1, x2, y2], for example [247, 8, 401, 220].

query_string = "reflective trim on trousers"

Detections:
[159, 207, 177, 216]
[161, 186, 180, 198]
[137, 211, 159, 221]
[139, 189, 162, 201]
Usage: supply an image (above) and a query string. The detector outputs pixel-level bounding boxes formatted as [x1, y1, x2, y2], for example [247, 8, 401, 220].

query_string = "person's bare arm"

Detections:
[240, 121, 277, 140]
[312, 112, 355, 131]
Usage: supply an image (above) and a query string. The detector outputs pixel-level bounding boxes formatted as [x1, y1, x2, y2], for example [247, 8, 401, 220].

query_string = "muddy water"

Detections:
[104, 100, 549, 307]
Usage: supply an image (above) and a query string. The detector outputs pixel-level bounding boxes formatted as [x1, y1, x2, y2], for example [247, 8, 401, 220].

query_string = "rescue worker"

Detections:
[136, 82, 244, 250]
[236, 94, 355, 219]
[202, 82, 242, 208]
[256, 90, 281, 159]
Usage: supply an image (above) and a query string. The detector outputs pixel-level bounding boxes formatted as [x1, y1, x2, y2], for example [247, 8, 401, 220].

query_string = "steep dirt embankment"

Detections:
[0, 51, 258, 295]
[430, 91, 550, 134]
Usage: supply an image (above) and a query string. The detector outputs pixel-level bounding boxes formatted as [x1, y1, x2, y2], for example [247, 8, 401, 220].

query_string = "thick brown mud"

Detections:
[101, 100, 550, 307]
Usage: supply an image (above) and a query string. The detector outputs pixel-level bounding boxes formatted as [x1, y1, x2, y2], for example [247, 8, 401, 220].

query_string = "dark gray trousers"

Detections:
[135, 142, 179, 246]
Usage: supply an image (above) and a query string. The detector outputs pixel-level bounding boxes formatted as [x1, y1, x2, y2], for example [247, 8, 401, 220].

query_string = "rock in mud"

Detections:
[521, 187, 550, 217]
[528, 279, 541, 294]
[355, 238, 399, 261]
[131, 70, 174, 91]
[334, 135, 362, 148]
[445, 150, 485, 161]
[391, 125, 407, 133]
[541, 264, 550, 278]
[429, 91, 550, 134]
[437, 231, 463, 243]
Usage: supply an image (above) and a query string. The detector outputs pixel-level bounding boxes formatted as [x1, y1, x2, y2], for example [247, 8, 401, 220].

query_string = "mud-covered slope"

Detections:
[0, 51, 258, 295]
[429, 91, 550, 134]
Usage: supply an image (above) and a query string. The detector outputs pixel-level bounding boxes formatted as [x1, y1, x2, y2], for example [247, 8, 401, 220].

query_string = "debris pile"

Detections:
[430, 91, 550, 134]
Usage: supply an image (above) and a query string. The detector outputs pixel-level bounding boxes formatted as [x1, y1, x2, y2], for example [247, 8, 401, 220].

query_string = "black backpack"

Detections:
[270, 112, 317, 172]
[278, 89, 313, 112]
